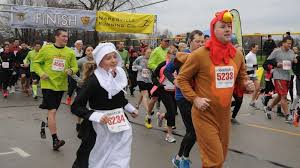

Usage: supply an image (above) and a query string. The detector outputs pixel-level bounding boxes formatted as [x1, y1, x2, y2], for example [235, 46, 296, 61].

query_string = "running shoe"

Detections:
[293, 110, 299, 127]
[261, 96, 266, 106]
[65, 96, 72, 105]
[144, 116, 153, 129]
[40, 129, 46, 139]
[249, 102, 259, 109]
[53, 139, 65, 151]
[231, 118, 240, 125]
[9, 86, 15, 93]
[171, 156, 180, 168]
[264, 106, 272, 120]
[165, 135, 176, 143]
[156, 112, 163, 127]
[285, 114, 293, 124]
[180, 158, 192, 168]
[34, 96, 38, 100]
[3, 91, 8, 98]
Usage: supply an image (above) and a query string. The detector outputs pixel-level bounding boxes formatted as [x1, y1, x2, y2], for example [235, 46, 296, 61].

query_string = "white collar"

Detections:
[94, 67, 127, 99]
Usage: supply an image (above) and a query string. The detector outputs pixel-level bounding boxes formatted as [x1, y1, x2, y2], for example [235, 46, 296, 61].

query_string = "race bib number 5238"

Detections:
[215, 66, 234, 88]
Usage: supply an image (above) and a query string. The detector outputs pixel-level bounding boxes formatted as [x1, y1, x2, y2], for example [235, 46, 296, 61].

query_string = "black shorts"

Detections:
[31, 72, 40, 81]
[40, 89, 64, 110]
[137, 81, 153, 91]
[20, 68, 30, 78]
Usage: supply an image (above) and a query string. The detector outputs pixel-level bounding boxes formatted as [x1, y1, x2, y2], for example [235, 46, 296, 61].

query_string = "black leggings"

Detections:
[68, 76, 78, 97]
[176, 99, 196, 157]
[159, 90, 177, 127]
[72, 120, 96, 168]
[289, 75, 294, 102]
[0, 70, 13, 90]
[10, 72, 18, 87]
[262, 80, 275, 106]
[231, 93, 243, 119]
[128, 71, 137, 95]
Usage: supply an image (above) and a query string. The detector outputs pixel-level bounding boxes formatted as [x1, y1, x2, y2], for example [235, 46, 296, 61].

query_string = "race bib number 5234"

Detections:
[215, 66, 234, 88]
[106, 108, 130, 133]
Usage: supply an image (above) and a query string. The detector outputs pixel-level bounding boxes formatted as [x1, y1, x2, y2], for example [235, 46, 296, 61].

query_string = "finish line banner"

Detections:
[10, 6, 96, 31]
[96, 11, 155, 34]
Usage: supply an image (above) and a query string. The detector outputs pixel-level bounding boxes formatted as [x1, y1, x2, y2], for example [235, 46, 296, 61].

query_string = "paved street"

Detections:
[0, 88, 299, 168]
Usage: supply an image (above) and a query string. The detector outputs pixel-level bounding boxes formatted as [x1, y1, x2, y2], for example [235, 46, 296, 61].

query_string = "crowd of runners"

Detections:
[0, 9, 299, 168]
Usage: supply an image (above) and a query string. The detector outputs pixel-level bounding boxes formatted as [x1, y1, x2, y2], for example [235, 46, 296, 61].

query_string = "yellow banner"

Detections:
[96, 11, 155, 34]
[230, 9, 243, 47]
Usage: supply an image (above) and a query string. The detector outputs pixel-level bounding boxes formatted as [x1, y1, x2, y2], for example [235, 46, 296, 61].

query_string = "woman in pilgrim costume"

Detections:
[71, 43, 138, 168]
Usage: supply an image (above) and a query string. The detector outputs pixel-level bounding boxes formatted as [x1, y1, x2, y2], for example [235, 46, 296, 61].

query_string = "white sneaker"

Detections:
[165, 135, 176, 143]
[10, 86, 15, 93]
[285, 114, 293, 123]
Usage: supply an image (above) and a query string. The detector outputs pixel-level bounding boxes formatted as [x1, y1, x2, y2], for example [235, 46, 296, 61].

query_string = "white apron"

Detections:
[89, 109, 132, 168]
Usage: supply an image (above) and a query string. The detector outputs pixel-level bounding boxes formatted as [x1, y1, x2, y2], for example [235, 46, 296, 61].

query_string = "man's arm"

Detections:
[176, 52, 201, 102]
[32, 48, 46, 77]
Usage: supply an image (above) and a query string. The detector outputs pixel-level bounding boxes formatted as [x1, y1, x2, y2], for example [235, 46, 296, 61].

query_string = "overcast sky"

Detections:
[137, 0, 299, 35]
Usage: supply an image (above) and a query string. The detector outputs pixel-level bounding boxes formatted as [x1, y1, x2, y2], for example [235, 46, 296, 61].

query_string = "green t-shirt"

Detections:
[147, 46, 168, 70]
[24, 50, 38, 72]
[118, 49, 129, 66]
[32, 44, 78, 91]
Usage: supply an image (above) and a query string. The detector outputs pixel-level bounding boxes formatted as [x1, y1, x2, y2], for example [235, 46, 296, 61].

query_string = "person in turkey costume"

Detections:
[176, 10, 254, 168]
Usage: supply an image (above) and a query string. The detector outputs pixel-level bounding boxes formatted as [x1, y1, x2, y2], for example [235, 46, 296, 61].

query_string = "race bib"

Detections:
[215, 66, 234, 88]
[52, 58, 65, 72]
[142, 69, 150, 78]
[282, 60, 291, 70]
[2, 62, 9, 69]
[106, 108, 130, 133]
[132, 66, 138, 71]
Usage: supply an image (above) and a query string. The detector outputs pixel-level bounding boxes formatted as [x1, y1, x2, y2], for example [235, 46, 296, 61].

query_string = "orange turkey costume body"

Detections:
[176, 10, 248, 168]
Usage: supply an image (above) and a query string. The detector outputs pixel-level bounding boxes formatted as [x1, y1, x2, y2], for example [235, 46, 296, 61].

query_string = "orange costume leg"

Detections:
[192, 106, 230, 168]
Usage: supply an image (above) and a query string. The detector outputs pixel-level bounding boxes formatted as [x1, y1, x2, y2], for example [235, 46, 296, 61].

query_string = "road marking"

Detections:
[11, 147, 30, 158]
[0, 147, 30, 158]
[0, 151, 16, 156]
[246, 123, 300, 137]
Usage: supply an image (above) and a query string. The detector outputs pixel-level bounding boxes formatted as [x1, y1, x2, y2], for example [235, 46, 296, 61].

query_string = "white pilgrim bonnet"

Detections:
[93, 43, 127, 99]
[92, 43, 122, 67]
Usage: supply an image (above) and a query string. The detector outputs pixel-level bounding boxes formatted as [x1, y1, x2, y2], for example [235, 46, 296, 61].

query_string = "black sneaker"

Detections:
[34, 96, 38, 100]
[231, 118, 240, 125]
[76, 123, 81, 132]
[40, 129, 46, 139]
[53, 140, 65, 151]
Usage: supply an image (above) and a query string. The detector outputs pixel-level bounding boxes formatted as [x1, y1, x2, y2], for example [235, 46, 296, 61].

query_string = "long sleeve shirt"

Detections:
[32, 44, 78, 91]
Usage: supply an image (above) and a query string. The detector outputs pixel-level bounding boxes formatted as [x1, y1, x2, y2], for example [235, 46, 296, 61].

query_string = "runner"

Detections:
[23, 41, 42, 100]
[128, 49, 139, 96]
[32, 28, 78, 150]
[164, 30, 204, 168]
[66, 40, 84, 105]
[290, 46, 300, 127]
[73, 45, 94, 132]
[132, 48, 153, 113]
[0, 44, 16, 98]
[246, 43, 260, 109]
[117, 41, 129, 70]
[264, 36, 297, 121]
[152, 45, 178, 143]
[144, 35, 169, 129]
[231, 44, 245, 125]
[176, 10, 254, 168]
[71, 43, 138, 168]
[17, 42, 31, 95]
